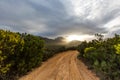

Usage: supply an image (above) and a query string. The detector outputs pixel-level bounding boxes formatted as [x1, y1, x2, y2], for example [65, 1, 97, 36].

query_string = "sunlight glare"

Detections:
[66, 35, 94, 42]
[66, 35, 83, 42]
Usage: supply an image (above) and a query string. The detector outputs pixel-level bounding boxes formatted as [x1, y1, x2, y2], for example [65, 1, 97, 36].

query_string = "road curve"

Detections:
[19, 51, 100, 80]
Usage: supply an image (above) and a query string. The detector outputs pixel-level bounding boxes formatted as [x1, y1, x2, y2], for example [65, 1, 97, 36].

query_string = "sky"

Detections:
[0, 0, 120, 40]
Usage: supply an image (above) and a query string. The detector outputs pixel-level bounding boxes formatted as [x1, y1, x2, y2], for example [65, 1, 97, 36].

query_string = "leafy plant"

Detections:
[78, 34, 120, 80]
[114, 44, 120, 54]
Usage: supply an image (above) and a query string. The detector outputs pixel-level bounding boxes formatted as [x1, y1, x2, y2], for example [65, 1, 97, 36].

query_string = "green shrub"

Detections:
[114, 44, 120, 54]
[0, 30, 45, 79]
[78, 34, 120, 80]
[84, 47, 96, 54]
[0, 30, 24, 74]
[14, 34, 44, 74]
[77, 41, 88, 57]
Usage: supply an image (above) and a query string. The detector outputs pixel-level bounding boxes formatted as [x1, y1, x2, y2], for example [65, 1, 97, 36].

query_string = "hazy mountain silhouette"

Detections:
[40, 36, 81, 47]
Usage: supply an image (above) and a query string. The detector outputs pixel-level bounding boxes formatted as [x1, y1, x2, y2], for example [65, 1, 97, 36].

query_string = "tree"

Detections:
[95, 33, 104, 41]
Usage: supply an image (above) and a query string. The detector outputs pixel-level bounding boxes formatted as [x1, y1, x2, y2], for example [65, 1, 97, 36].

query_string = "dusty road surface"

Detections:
[19, 51, 100, 80]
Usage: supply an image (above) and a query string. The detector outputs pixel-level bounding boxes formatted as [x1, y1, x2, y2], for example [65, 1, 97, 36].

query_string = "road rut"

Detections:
[19, 51, 100, 80]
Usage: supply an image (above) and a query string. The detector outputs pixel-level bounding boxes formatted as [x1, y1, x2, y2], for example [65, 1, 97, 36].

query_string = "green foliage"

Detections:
[0, 29, 75, 79]
[78, 34, 120, 80]
[114, 44, 120, 54]
[0, 30, 24, 74]
[84, 47, 96, 54]
[43, 45, 66, 61]
[14, 34, 44, 74]
[0, 29, 78, 80]
[0, 30, 44, 79]
[77, 41, 88, 57]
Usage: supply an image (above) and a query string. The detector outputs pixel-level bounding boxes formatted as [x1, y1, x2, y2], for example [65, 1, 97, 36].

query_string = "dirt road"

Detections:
[19, 51, 100, 80]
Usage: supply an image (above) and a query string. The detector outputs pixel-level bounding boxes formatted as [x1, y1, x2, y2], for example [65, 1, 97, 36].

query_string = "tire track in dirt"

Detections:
[19, 51, 100, 80]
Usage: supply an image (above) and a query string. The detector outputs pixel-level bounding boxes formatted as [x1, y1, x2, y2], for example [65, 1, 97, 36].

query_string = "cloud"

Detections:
[0, 0, 120, 38]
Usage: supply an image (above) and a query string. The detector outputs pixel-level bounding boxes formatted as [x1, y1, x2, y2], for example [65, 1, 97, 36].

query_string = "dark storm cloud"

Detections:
[0, 0, 120, 38]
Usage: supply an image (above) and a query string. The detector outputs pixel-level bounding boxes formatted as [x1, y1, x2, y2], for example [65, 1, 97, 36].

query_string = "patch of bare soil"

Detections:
[19, 51, 100, 80]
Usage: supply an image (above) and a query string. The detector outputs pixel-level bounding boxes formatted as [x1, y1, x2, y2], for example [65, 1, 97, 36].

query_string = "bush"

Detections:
[77, 41, 88, 57]
[84, 47, 96, 54]
[0, 30, 44, 79]
[114, 44, 120, 54]
[43, 45, 66, 61]
[13, 34, 44, 74]
[0, 30, 24, 74]
[77, 34, 120, 80]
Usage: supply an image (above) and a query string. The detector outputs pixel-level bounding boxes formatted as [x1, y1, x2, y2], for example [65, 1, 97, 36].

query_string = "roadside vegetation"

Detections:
[0, 30, 44, 80]
[78, 33, 120, 80]
[0, 29, 76, 80]
[3, 29, 120, 80]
